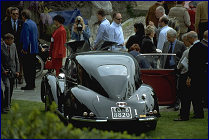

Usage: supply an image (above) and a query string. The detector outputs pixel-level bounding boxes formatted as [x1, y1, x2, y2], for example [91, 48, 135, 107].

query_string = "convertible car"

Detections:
[41, 41, 160, 130]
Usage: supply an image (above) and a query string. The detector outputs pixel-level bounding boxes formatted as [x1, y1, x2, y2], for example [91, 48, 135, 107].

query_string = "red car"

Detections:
[140, 54, 177, 105]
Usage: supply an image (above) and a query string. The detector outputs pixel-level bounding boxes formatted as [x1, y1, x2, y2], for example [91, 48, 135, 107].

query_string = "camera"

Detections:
[77, 17, 83, 32]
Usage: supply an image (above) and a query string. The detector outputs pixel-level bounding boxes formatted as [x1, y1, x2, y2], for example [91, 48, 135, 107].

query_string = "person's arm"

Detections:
[184, 9, 191, 27]
[20, 23, 29, 53]
[71, 26, 78, 40]
[94, 24, 105, 48]
[195, 4, 200, 32]
[157, 31, 165, 50]
[177, 50, 186, 70]
[14, 46, 20, 76]
[83, 25, 90, 40]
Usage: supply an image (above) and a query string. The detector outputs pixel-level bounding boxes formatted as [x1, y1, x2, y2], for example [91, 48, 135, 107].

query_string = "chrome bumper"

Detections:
[71, 116, 108, 122]
[71, 116, 157, 123]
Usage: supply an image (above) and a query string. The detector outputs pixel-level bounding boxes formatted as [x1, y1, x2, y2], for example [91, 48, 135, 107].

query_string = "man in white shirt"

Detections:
[110, 12, 126, 51]
[93, 9, 114, 50]
[157, 16, 172, 50]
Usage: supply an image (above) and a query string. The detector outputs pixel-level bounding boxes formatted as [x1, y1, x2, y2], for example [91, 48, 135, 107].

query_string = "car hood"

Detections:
[76, 54, 136, 100]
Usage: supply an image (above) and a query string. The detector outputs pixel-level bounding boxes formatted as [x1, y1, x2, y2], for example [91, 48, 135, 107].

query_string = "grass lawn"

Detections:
[1, 100, 208, 139]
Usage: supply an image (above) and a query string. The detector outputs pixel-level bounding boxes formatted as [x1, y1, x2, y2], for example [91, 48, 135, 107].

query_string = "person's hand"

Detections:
[3, 70, 8, 75]
[16, 72, 19, 77]
[21, 49, 27, 54]
[186, 77, 191, 87]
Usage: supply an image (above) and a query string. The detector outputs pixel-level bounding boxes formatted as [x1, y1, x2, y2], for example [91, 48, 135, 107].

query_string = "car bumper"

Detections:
[71, 116, 157, 123]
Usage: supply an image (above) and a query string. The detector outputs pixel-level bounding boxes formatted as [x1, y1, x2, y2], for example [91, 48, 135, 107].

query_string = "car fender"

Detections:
[45, 74, 58, 104]
[135, 84, 155, 111]
[71, 85, 155, 119]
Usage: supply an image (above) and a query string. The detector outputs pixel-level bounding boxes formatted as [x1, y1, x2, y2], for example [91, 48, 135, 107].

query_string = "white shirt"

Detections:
[157, 25, 172, 50]
[94, 18, 114, 48]
[11, 18, 18, 31]
[110, 21, 124, 45]
[177, 45, 192, 74]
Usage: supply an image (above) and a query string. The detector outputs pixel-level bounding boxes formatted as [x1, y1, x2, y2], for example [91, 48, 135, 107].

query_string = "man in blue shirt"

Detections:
[110, 12, 126, 51]
[93, 9, 114, 50]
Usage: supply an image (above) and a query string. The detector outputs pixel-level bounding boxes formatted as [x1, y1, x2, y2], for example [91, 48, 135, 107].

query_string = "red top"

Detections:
[188, 9, 196, 31]
[50, 25, 66, 58]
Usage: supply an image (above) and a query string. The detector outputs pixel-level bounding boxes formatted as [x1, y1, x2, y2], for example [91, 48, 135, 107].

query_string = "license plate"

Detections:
[111, 107, 132, 119]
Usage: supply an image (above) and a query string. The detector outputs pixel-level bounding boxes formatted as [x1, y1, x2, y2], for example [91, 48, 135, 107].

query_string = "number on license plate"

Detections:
[111, 107, 132, 119]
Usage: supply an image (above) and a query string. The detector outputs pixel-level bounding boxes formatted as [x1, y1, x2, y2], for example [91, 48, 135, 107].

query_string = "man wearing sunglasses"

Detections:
[110, 12, 126, 51]
[1, 7, 24, 84]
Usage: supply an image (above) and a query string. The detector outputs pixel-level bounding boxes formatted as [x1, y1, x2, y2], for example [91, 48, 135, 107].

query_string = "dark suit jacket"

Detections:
[161, 40, 186, 68]
[126, 33, 144, 51]
[141, 36, 157, 53]
[1, 19, 24, 54]
[188, 41, 208, 80]
[1, 42, 20, 75]
[20, 19, 39, 54]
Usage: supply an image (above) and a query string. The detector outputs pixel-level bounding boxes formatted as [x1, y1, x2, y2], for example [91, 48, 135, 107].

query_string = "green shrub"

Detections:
[2, 102, 151, 139]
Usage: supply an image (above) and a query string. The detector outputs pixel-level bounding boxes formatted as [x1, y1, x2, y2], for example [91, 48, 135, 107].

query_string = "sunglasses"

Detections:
[12, 13, 19, 15]
[115, 18, 122, 20]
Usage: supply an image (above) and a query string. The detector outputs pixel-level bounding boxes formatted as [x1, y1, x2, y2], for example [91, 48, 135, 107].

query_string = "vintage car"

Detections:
[40, 41, 160, 130]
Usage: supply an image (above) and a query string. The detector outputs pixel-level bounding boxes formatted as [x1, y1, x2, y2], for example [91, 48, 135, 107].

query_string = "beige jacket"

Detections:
[168, 4, 191, 34]
[195, 1, 208, 31]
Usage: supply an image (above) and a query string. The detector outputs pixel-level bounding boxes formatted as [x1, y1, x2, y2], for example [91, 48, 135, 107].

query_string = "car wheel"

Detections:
[41, 80, 47, 103]
[147, 120, 157, 130]
[45, 88, 53, 111]
[35, 55, 44, 78]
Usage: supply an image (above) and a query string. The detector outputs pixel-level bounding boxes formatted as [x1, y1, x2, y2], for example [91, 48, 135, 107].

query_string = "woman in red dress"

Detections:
[50, 15, 66, 76]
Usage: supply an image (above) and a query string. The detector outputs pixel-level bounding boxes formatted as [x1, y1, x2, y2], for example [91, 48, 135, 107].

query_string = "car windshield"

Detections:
[140, 53, 177, 70]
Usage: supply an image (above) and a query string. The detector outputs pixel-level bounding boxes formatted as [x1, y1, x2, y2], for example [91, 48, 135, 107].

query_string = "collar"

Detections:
[202, 39, 208, 44]
[171, 39, 177, 45]
[3, 41, 8, 48]
[11, 18, 18, 23]
[176, 4, 183, 7]
[162, 25, 169, 30]
[101, 18, 106, 23]
[112, 21, 121, 27]
[188, 45, 193, 49]
[193, 40, 200, 45]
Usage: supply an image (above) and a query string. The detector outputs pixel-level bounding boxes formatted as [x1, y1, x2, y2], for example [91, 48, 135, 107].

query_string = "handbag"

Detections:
[45, 59, 53, 69]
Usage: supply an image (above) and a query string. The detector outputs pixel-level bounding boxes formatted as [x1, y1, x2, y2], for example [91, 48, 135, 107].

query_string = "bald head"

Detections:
[187, 31, 198, 44]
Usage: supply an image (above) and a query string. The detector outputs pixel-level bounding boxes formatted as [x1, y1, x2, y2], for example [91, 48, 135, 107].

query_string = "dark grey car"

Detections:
[41, 41, 160, 130]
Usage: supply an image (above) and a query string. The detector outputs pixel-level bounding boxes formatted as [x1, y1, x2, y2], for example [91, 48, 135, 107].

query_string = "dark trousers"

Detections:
[1, 88, 4, 111]
[191, 78, 204, 117]
[1, 75, 15, 109]
[198, 22, 208, 40]
[178, 73, 191, 119]
[23, 54, 36, 88]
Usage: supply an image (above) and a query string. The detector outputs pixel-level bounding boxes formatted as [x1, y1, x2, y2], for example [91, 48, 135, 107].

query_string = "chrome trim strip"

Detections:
[71, 116, 107, 122]
[138, 117, 157, 121]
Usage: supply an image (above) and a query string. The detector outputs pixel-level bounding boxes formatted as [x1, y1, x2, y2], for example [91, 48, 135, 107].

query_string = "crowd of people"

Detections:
[1, 1, 208, 122]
